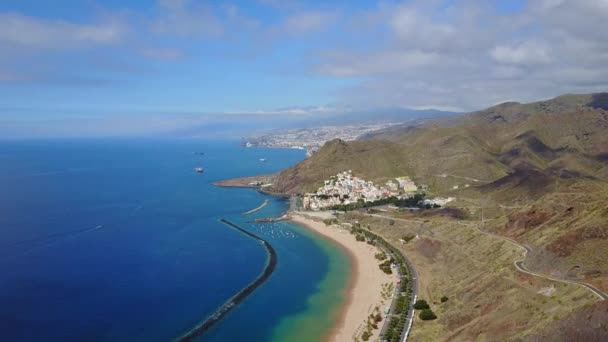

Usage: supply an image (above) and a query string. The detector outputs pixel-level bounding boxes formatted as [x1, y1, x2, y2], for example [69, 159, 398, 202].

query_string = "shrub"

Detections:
[440, 296, 449, 303]
[419, 309, 437, 320]
[356, 234, 365, 242]
[375, 252, 387, 261]
[413, 299, 430, 310]
[323, 218, 338, 226]
[401, 234, 416, 243]
[361, 331, 371, 341]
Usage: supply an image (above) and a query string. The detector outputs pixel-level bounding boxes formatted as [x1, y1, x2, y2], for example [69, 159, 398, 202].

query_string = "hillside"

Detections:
[270, 92, 608, 340]
[270, 139, 413, 194]
[273, 93, 608, 195]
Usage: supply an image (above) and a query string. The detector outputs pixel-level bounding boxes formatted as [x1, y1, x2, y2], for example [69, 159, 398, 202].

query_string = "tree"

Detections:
[413, 299, 430, 310]
[419, 309, 437, 320]
[361, 331, 371, 341]
[441, 295, 449, 303]
[374, 313, 383, 323]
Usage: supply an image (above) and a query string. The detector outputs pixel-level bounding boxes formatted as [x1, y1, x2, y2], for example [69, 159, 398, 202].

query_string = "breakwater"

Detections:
[176, 219, 277, 341]
[242, 199, 269, 215]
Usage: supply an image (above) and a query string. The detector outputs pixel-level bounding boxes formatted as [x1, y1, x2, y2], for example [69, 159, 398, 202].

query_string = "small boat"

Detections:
[259, 158, 267, 162]
[194, 167, 204, 173]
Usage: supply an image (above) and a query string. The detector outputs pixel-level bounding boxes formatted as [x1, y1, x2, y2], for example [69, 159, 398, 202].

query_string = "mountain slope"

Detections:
[271, 139, 412, 194]
[272, 92, 608, 290]
[270, 92, 608, 340]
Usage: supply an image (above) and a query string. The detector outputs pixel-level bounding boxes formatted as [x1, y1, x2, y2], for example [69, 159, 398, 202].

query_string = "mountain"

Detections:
[269, 92, 608, 340]
[274, 93, 608, 192]
[271, 92, 608, 286]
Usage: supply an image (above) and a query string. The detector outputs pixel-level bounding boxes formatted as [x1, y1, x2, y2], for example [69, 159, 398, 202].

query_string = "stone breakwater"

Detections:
[176, 219, 277, 342]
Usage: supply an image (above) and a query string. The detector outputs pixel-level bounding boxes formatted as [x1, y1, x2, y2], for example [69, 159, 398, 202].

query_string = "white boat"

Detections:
[195, 167, 204, 173]
[259, 158, 267, 162]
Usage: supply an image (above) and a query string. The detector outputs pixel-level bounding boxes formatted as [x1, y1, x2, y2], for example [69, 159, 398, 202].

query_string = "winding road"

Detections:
[467, 222, 607, 301]
[369, 213, 607, 301]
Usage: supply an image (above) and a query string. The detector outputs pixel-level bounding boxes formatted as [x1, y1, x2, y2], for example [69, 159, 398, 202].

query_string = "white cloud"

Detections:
[0, 13, 126, 49]
[490, 42, 551, 65]
[280, 11, 335, 35]
[151, 0, 224, 38]
[313, 0, 608, 111]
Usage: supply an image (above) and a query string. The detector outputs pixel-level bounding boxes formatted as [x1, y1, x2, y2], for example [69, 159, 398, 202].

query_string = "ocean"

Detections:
[0, 139, 350, 341]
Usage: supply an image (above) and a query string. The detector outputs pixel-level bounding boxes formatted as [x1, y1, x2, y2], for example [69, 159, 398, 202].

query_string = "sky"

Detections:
[1, 0, 607, 138]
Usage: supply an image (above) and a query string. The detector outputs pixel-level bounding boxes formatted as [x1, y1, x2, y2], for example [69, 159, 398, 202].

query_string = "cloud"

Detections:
[312, 0, 608, 111]
[278, 11, 336, 35]
[490, 42, 551, 65]
[150, 0, 224, 38]
[0, 13, 127, 49]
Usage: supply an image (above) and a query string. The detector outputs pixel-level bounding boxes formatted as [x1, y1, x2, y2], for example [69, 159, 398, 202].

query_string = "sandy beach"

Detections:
[291, 213, 393, 342]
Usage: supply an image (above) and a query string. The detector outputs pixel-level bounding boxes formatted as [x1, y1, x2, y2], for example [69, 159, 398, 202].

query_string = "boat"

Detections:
[259, 158, 267, 162]
[195, 167, 204, 173]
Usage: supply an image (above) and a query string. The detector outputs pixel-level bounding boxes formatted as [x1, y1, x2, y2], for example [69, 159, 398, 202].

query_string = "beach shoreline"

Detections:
[290, 213, 392, 342]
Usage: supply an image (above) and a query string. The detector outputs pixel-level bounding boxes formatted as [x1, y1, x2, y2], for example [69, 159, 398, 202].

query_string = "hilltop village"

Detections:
[302, 171, 453, 211]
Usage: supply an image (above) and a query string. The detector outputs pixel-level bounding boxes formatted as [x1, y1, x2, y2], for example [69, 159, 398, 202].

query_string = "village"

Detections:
[302, 171, 453, 211]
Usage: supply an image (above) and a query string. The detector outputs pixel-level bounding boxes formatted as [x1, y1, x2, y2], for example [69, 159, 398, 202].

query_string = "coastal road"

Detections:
[378, 251, 401, 338]
[400, 251, 418, 342]
[360, 226, 418, 342]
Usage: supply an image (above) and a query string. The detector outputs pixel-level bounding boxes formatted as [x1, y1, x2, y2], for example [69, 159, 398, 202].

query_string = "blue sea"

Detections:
[0, 139, 349, 341]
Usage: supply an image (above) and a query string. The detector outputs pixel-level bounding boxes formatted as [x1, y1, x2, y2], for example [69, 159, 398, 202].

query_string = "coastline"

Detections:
[290, 213, 392, 342]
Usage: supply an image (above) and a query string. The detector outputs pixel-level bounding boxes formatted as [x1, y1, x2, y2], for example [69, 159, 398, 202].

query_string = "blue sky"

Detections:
[0, 0, 606, 138]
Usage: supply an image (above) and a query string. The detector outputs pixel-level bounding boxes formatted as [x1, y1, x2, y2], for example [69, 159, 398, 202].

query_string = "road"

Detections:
[376, 247, 419, 342]
[355, 222, 419, 342]
[467, 222, 608, 301]
[399, 250, 418, 342]
[369, 213, 607, 302]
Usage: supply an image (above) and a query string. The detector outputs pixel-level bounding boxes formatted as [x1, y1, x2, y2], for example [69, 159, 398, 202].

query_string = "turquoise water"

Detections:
[0, 139, 349, 341]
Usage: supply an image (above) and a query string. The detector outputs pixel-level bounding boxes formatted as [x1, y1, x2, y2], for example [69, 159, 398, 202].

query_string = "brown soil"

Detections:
[503, 206, 552, 237]
[415, 238, 441, 259]
[547, 225, 608, 257]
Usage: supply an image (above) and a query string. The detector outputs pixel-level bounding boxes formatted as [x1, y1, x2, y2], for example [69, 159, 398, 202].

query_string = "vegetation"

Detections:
[330, 194, 427, 212]
[401, 234, 416, 243]
[441, 296, 449, 303]
[419, 309, 437, 320]
[378, 259, 393, 274]
[364, 233, 414, 342]
[322, 218, 338, 226]
[375, 251, 387, 260]
[413, 299, 430, 310]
